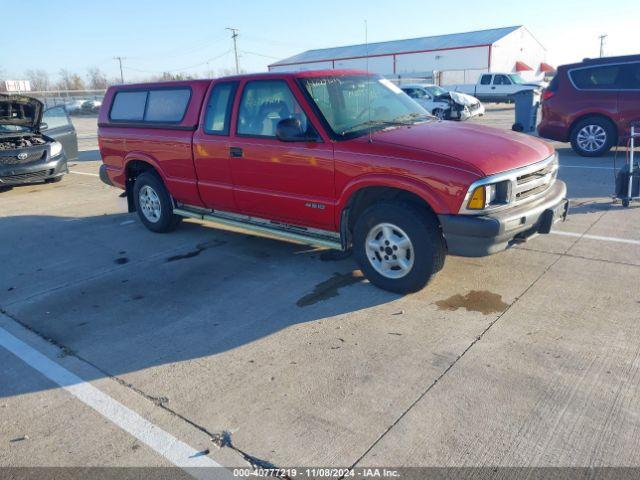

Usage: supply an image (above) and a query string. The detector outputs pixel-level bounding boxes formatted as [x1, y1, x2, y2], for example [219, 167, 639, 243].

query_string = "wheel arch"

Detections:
[337, 177, 446, 248]
[123, 154, 165, 213]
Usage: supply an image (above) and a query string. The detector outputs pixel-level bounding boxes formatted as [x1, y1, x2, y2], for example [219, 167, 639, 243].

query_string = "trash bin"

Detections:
[511, 89, 540, 133]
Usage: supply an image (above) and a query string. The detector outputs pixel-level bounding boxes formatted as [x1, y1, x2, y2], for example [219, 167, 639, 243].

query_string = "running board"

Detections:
[173, 205, 343, 250]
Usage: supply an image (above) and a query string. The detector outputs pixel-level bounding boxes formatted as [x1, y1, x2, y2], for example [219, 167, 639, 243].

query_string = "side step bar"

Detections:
[173, 205, 343, 250]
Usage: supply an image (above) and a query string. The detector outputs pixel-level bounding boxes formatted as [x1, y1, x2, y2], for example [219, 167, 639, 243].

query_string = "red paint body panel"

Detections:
[538, 55, 640, 144]
[98, 70, 557, 233]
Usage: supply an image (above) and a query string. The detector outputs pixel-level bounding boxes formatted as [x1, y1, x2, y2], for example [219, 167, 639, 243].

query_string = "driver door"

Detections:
[229, 79, 335, 230]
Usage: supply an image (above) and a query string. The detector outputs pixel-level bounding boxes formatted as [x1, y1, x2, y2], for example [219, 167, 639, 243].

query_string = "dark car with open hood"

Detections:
[0, 94, 78, 187]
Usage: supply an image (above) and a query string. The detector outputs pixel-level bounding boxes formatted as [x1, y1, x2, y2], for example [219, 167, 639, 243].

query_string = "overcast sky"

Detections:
[2, 0, 637, 83]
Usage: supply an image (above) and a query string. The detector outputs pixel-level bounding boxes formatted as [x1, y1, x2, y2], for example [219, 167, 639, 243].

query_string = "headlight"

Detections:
[466, 180, 510, 210]
[50, 141, 63, 158]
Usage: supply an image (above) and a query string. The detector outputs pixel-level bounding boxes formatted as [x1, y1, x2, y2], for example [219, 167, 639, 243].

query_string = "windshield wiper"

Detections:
[340, 119, 409, 135]
[392, 112, 435, 123]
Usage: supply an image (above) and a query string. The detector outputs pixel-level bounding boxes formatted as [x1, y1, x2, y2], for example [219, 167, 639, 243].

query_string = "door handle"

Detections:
[230, 147, 243, 158]
[491, 86, 496, 89]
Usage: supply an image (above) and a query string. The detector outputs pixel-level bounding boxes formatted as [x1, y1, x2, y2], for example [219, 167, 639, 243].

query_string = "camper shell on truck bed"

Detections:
[98, 71, 567, 293]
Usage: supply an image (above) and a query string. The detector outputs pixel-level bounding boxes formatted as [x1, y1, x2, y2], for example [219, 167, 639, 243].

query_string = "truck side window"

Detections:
[493, 75, 510, 85]
[145, 89, 191, 123]
[204, 82, 237, 135]
[237, 80, 308, 137]
[110, 91, 147, 121]
[480, 74, 492, 85]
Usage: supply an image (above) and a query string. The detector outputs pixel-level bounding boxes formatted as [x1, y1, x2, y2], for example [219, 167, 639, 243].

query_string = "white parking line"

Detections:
[551, 230, 640, 246]
[69, 171, 99, 177]
[560, 165, 617, 170]
[0, 324, 231, 480]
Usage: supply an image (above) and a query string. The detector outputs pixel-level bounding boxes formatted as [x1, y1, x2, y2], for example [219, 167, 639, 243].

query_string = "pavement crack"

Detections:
[345, 229, 587, 472]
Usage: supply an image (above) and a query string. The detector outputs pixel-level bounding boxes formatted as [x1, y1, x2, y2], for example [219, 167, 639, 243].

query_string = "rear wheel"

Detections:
[133, 171, 181, 233]
[353, 202, 445, 293]
[570, 117, 615, 157]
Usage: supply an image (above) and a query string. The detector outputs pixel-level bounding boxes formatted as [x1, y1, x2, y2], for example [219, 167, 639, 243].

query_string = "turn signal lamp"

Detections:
[467, 186, 486, 210]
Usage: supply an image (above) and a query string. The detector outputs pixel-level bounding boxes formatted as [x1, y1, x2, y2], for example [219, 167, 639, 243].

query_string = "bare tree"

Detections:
[0, 68, 5, 92]
[56, 69, 86, 91]
[86, 67, 108, 89]
[25, 69, 50, 91]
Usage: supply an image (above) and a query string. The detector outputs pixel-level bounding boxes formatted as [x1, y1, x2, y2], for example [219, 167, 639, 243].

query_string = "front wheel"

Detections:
[353, 202, 445, 293]
[133, 171, 181, 233]
[432, 108, 447, 120]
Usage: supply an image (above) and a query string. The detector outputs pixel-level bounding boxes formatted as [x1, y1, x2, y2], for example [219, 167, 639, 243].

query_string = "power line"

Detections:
[240, 50, 280, 60]
[226, 28, 240, 74]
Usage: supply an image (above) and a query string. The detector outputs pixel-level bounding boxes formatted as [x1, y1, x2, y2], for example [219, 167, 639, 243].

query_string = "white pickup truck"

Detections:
[448, 73, 543, 102]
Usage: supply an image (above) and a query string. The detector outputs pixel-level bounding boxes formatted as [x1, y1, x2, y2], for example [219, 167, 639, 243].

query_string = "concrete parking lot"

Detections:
[1, 106, 639, 474]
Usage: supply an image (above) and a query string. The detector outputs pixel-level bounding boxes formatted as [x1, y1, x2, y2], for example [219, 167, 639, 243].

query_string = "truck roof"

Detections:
[109, 70, 371, 90]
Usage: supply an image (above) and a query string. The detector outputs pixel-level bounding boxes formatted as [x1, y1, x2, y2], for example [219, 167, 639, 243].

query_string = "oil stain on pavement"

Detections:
[296, 271, 364, 307]
[435, 290, 508, 315]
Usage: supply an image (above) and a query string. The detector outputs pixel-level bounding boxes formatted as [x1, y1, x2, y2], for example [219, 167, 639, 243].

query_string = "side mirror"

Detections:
[275, 118, 307, 142]
[40, 122, 48, 131]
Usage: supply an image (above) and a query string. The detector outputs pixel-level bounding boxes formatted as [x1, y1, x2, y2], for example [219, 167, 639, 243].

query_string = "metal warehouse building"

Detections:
[269, 26, 553, 85]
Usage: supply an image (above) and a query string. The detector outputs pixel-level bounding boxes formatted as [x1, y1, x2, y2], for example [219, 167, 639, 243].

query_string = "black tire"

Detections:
[133, 171, 181, 233]
[45, 176, 63, 184]
[353, 202, 445, 294]
[570, 116, 616, 157]
[432, 108, 446, 120]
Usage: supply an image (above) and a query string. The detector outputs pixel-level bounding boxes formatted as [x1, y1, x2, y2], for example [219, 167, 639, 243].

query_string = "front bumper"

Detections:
[0, 154, 68, 186]
[438, 180, 568, 257]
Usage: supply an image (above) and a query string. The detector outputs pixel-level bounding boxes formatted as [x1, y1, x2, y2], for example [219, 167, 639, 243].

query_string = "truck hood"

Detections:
[0, 94, 44, 132]
[370, 121, 554, 176]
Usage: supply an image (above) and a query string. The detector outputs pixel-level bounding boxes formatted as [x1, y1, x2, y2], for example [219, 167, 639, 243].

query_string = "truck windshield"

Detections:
[301, 75, 432, 139]
[508, 74, 526, 84]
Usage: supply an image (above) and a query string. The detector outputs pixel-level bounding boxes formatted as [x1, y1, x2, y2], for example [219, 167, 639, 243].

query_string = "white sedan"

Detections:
[400, 84, 485, 121]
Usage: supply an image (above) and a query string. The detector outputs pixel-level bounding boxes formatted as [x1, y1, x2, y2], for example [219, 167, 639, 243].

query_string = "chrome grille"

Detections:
[513, 158, 558, 204]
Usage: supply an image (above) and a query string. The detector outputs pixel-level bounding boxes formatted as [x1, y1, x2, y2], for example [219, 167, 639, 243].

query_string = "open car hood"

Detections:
[0, 94, 44, 132]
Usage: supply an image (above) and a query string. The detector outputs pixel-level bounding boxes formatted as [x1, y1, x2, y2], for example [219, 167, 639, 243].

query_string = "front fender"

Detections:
[335, 173, 453, 227]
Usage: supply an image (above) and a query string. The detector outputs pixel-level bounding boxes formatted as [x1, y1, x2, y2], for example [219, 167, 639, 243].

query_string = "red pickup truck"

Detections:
[99, 71, 568, 293]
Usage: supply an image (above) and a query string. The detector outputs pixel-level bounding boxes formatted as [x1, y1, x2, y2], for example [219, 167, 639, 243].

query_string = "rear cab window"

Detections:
[109, 88, 191, 123]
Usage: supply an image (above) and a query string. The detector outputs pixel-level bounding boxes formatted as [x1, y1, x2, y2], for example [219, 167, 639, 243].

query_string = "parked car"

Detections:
[449, 73, 542, 102]
[400, 84, 485, 120]
[81, 99, 102, 114]
[64, 100, 85, 114]
[538, 54, 640, 157]
[98, 71, 567, 293]
[1, 95, 77, 187]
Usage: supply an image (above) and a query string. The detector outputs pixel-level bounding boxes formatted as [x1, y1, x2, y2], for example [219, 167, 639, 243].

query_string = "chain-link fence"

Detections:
[28, 89, 107, 113]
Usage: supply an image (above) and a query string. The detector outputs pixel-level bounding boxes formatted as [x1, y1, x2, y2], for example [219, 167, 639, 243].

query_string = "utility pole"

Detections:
[113, 57, 125, 83]
[226, 28, 240, 74]
[598, 34, 607, 58]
